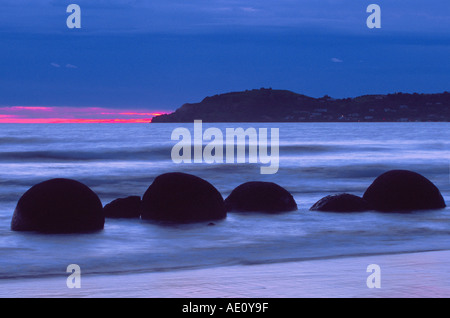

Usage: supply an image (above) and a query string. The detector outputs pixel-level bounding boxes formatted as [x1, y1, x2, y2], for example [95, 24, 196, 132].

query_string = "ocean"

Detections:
[0, 122, 449, 295]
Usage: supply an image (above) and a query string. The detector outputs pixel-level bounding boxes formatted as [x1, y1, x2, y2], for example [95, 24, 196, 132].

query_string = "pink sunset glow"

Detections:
[0, 106, 167, 123]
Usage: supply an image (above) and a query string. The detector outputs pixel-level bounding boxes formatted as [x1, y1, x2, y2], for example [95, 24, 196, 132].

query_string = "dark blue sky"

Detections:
[1, 0, 449, 111]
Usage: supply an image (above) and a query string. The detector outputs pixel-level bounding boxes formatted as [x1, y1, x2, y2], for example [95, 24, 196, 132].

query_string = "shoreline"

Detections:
[1, 250, 449, 298]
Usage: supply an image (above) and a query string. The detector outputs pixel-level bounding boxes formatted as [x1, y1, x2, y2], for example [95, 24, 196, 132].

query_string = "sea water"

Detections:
[0, 123, 448, 282]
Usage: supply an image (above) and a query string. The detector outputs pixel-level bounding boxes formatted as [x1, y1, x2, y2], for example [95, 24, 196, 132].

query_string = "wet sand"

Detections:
[1, 250, 449, 298]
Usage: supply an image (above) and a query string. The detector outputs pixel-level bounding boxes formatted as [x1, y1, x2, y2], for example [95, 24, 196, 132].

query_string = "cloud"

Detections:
[331, 58, 343, 63]
[240, 7, 259, 13]
[1, 0, 450, 35]
[51, 62, 78, 69]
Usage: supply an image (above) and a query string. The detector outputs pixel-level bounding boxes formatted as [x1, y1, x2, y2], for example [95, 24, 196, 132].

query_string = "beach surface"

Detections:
[1, 250, 449, 298]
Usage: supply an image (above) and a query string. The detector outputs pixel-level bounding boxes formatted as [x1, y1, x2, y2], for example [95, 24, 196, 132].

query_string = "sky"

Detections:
[0, 0, 449, 122]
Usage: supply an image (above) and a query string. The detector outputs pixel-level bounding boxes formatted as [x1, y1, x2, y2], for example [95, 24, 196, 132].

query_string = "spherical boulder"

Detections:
[363, 170, 446, 212]
[310, 193, 373, 212]
[103, 196, 142, 219]
[225, 181, 297, 213]
[141, 172, 226, 223]
[11, 178, 104, 233]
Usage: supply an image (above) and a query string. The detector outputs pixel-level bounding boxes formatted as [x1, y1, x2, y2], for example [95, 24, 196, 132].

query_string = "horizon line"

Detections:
[0, 106, 167, 124]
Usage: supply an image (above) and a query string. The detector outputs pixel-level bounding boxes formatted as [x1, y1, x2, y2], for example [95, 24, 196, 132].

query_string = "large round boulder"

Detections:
[225, 181, 297, 213]
[141, 172, 226, 223]
[310, 193, 373, 212]
[11, 178, 104, 233]
[363, 170, 446, 212]
[103, 196, 142, 219]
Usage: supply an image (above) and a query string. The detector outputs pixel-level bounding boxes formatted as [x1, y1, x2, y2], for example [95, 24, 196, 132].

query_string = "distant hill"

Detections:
[151, 88, 450, 123]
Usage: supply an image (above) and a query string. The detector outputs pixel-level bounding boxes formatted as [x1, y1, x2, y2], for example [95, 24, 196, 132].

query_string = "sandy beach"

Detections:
[1, 250, 448, 298]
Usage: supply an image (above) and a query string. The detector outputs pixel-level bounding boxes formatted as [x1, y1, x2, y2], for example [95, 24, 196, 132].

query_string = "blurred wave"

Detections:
[0, 122, 449, 279]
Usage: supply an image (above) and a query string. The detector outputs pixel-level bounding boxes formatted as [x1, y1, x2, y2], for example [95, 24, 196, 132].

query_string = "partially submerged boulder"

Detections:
[310, 193, 372, 212]
[141, 172, 226, 223]
[225, 181, 297, 213]
[103, 196, 142, 219]
[363, 170, 446, 212]
[11, 178, 104, 233]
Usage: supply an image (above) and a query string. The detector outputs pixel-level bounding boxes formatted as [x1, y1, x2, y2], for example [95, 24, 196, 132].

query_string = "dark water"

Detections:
[0, 123, 448, 280]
